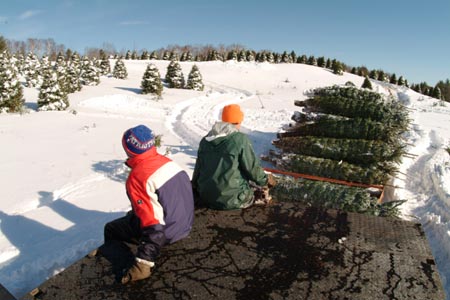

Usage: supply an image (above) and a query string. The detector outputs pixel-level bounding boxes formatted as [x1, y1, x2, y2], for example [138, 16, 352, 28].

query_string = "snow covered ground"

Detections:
[0, 59, 449, 299]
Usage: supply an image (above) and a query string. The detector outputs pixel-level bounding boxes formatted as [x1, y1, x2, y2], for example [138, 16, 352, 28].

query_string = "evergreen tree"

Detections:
[80, 56, 100, 85]
[227, 50, 238, 61]
[267, 52, 275, 63]
[362, 76, 373, 90]
[141, 50, 150, 60]
[65, 63, 82, 93]
[23, 52, 41, 87]
[307, 55, 317, 66]
[99, 50, 111, 75]
[65, 49, 73, 61]
[165, 60, 185, 88]
[162, 51, 170, 60]
[325, 58, 332, 69]
[297, 55, 307, 64]
[290, 51, 297, 63]
[37, 69, 69, 111]
[246, 50, 255, 62]
[54, 54, 69, 94]
[185, 51, 193, 61]
[389, 73, 397, 85]
[281, 51, 290, 63]
[131, 50, 138, 60]
[332, 60, 344, 75]
[397, 76, 406, 86]
[169, 51, 179, 61]
[186, 64, 204, 91]
[141, 63, 163, 96]
[369, 70, 378, 80]
[150, 51, 158, 60]
[0, 52, 25, 113]
[432, 86, 442, 99]
[238, 50, 246, 62]
[125, 50, 132, 60]
[317, 56, 326, 68]
[112, 58, 128, 79]
[0, 36, 7, 53]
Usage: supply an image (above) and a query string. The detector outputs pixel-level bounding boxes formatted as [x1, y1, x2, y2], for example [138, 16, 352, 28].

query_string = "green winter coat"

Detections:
[192, 122, 268, 210]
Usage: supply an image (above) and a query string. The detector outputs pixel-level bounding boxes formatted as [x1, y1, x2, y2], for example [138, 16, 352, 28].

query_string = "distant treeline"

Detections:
[1, 36, 448, 101]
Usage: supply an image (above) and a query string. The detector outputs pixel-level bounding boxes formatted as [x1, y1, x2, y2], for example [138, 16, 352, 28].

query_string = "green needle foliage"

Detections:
[273, 136, 406, 166]
[268, 85, 411, 215]
[270, 175, 404, 217]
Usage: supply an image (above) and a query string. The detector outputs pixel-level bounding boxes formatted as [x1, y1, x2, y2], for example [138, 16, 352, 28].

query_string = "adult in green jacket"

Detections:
[192, 104, 274, 210]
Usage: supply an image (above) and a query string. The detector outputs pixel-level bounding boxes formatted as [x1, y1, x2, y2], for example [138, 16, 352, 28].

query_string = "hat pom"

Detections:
[122, 125, 155, 157]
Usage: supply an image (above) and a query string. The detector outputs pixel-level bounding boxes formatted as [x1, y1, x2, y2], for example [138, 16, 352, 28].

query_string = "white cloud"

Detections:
[119, 20, 149, 26]
[19, 10, 43, 20]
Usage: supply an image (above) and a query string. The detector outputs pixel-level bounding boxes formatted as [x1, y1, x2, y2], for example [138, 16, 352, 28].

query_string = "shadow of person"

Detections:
[0, 194, 125, 298]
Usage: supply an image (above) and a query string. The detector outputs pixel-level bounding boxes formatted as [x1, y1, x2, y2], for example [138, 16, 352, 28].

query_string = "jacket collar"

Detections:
[125, 146, 157, 168]
[205, 122, 238, 142]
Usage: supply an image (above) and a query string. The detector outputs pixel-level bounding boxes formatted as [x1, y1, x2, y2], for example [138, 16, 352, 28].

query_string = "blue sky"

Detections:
[0, 0, 449, 85]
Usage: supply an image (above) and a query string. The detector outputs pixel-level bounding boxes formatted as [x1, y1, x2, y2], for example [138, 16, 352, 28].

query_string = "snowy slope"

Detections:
[0, 60, 449, 299]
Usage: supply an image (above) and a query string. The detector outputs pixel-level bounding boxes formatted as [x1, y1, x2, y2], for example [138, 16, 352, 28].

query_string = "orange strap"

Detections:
[263, 167, 384, 190]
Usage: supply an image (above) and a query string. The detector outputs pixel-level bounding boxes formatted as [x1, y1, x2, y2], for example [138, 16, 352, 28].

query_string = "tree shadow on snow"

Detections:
[115, 86, 142, 94]
[91, 159, 129, 183]
[24, 102, 38, 111]
[0, 192, 124, 298]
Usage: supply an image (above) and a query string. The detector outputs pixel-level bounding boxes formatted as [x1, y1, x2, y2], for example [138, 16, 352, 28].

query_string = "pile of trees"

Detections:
[266, 85, 410, 217]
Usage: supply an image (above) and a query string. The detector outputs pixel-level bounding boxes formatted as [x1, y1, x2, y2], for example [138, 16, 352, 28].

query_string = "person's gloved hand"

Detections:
[121, 258, 153, 284]
[267, 173, 277, 188]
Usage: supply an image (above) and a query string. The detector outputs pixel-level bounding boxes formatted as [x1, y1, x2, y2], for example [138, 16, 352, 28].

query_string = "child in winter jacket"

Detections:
[104, 125, 194, 284]
[192, 104, 276, 210]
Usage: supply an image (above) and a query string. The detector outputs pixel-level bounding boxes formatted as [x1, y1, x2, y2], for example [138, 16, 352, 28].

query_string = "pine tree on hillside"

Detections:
[267, 52, 275, 63]
[186, 64, 204, 91]
[397, 76, 406, 86]
[317, 56, 326, 68]
[54, 55, 69, 94]
[369, 70, 378, 80]
[307, 56, 317, 66]
[23, 52, 41, 87]
[290, 51, 297, 63]
[432, 86, 442, 100]
[281, 51, 290, 63]
[362, 76, 373, 90]
[246, 50, 255, 62]
[112, 58, 128, 79]
[332, 60, 344, 75]
[65, 63, 82, 93]
[0, 36, 7, 53]
[0, 52, 25, 113]
[125, 50, 132, 60]
[150, 51, 158, 60]
[141, 50, 150, 60]
[141, 63, 163, 96]
[37, 69, 69, 111]
[80, 56, 100, 85]
[238, 50, 246, 62]
[99, 50, 111, 75]
[390, 73, 397, 85]
[165, 60, 185, 88]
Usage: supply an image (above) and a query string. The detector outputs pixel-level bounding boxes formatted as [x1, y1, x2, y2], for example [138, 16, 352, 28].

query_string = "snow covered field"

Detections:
[0, 59, 449, 298]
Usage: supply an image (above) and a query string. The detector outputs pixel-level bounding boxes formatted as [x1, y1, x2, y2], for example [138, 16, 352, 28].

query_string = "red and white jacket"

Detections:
[125, 147, 194, 262]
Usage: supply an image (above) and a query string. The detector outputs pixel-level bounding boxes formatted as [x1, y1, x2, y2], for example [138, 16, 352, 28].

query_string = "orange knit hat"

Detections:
[222, 104, 244, 124]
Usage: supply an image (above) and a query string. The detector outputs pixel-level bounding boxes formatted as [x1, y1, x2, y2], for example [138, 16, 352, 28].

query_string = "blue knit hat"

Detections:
[122, 125, 155, 157]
